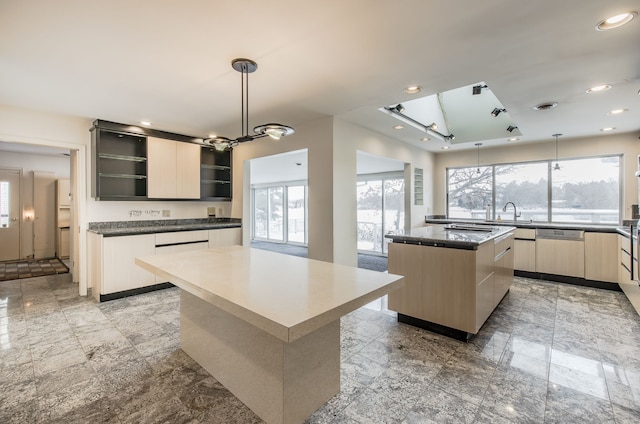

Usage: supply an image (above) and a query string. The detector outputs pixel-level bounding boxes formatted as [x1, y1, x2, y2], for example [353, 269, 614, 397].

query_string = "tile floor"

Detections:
[1, 273, 640, 423]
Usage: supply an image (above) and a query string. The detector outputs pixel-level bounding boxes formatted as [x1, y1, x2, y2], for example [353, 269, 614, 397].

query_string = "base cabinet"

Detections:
[584, 232, 618, 283]
[209, 228, 242, 247]
[89, 233, 156, 302]
[89, 227, 242, 301]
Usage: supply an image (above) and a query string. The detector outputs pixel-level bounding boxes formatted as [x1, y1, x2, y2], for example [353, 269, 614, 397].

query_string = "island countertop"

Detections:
[135, 246, 404, 343]
[385, 224, 516, 250]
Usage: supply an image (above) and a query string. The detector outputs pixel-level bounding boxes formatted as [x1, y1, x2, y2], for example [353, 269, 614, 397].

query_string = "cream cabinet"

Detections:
[584, 232, 618, 283]
[513, 228, 535, 272]
[209, 228, 242, 247]
[88, 232, 156, 302]
[147, 137, 200, 199]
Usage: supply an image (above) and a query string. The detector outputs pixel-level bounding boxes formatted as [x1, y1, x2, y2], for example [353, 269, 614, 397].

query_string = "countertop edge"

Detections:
[386, 225, 516, 249]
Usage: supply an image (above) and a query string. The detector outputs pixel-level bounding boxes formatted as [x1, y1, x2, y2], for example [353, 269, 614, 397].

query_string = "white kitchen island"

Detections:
[135, 246, 403, 424]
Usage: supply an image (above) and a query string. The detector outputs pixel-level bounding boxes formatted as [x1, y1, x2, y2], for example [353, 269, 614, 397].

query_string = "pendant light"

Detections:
[552, 133, 562, 170]
[205, 59, 295, 151]
[475, 143, 482, 173]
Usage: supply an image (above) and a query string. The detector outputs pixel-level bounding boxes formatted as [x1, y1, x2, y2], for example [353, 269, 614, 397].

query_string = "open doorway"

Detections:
[249, 149, 309, 250]
[356, 151, 406, 262]
[0, 140, 86, 294]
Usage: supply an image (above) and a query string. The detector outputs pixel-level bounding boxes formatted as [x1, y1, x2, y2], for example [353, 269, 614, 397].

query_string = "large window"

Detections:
[447, 155, 621, 224]
[252, 184, 307, 244]
[357, 175, 404, 255]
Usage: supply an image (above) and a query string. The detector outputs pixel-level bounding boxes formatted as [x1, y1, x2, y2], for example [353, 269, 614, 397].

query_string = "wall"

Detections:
[0, 151, 70, 258]
[231, 116, 435, 267]
[433, 132, 640, 219]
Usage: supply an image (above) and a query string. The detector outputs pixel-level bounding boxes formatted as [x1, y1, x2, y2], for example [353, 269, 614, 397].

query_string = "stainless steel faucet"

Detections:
[502, 202, 521, 222]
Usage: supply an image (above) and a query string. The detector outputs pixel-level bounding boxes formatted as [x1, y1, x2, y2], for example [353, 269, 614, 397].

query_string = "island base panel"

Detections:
[397, 313, 475, 342]
[180, 291, 340, 424]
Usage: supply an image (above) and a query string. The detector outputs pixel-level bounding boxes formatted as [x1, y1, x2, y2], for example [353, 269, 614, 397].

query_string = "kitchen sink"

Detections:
[443, 223, 495, 232]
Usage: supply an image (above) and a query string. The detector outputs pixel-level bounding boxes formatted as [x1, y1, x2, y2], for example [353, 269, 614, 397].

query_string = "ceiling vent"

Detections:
[533, 102, 558, 111]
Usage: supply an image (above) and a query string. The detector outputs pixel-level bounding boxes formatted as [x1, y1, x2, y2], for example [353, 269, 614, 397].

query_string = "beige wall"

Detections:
[433, 132, 640, 220]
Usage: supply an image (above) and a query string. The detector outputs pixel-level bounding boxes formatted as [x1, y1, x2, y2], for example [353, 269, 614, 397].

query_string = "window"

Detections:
[447, 155, 621, 224]
[252, 184, 307, 244]
[447, 166, 492, 219]
[495, 162, 548, 222]
[551, 157, 620, 224]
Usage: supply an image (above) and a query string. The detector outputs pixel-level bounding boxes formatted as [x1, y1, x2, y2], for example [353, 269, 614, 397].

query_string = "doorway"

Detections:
[0, 169, 21, 261]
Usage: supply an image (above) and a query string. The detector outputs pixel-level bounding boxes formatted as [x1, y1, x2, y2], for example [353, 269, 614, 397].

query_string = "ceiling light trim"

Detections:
[596, 12, 637, 31]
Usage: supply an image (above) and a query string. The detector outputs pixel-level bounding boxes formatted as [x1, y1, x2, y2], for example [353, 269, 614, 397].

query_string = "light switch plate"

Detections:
[207, 206, 216, 217]
[162, 210, 170, 217]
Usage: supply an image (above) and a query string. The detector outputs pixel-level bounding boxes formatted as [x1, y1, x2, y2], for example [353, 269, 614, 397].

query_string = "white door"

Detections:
[0, 169, 21, 261]
[33, 171, 56, 259]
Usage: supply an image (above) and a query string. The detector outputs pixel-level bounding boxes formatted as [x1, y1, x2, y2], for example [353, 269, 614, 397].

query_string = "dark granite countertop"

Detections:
[385, 224, 516, 250]
[425, 218, 622, 234]
[88, 218, 241, 237]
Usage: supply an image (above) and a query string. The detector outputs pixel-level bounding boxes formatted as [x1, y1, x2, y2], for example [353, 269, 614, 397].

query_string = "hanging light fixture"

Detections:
[553, 133, 562, 170]
[204, 58, 294, 151]
[475, 143, 482, 174]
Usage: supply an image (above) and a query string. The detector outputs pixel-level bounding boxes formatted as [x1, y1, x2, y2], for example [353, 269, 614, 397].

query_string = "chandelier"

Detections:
[205, 58, 295, 151]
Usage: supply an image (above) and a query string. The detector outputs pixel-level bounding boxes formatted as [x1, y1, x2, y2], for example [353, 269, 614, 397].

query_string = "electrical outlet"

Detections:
[207, 207, 216, 217]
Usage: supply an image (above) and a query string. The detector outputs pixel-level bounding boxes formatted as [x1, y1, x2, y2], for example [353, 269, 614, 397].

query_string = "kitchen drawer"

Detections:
[514, 228, 535, 240]
[494, 231, 514, 258]
[155, 242, 209, 255]
[155, 230, 209, 246]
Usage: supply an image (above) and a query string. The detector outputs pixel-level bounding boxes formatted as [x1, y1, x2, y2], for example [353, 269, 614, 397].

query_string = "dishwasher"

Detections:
[535, 228, 585, 278]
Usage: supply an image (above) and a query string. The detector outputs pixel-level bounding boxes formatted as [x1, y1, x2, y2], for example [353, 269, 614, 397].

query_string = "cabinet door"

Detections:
[514, 240, 536, 272]
[208, 228, 242, 247]
[176, 143, 201, 199]
[147, 137, 177, 198]
[103, 234, 156, 294]
[584, 232, 618, 283]
[536, 239, 585, 278]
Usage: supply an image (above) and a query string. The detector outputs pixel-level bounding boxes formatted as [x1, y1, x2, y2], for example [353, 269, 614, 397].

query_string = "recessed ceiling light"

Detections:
[441, 146, 450, 150]
[508, 137, 519, 142]
[607, 108, 628, 115]
[421, 137, 430, 142]
[533, 102, 558, 111]
[140, 121, 152, 126]
[208, 133, 217, 138]
[404, 86, 422, 94]
[586, 84, 612, 93]
[393, 125, 404, 130]
[600, 127, 616, 131]
[596, 12, 637, 31]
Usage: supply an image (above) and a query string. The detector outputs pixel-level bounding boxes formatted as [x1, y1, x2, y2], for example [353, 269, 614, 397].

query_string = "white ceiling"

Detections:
[1, 1, 639, 153]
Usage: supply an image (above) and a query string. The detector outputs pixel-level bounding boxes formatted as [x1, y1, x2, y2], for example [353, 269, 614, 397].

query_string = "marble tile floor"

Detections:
[2, 274, 640, 423]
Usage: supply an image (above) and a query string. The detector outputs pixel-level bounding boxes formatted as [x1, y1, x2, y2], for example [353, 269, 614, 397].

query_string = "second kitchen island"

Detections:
[385, 223, 515, 341]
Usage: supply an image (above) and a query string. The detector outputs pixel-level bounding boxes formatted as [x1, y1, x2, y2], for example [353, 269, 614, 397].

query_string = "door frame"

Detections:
[0, 135, 88, 296]
[0, 167, 23, 261]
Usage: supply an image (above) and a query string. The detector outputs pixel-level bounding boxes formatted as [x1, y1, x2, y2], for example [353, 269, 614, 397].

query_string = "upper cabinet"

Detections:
[91, 126, 148, 200]
[91, 120, 231, 201]
[200, 147, 232, 200]
[147, 137, 200, 199]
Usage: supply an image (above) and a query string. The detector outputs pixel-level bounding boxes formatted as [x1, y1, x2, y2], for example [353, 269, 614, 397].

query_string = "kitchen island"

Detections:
[135, 246, 403, 424]
[385, 224, 515, 341]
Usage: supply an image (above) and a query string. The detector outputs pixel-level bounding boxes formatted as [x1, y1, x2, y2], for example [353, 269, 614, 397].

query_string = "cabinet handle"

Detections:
[630, 224, 634, 281]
